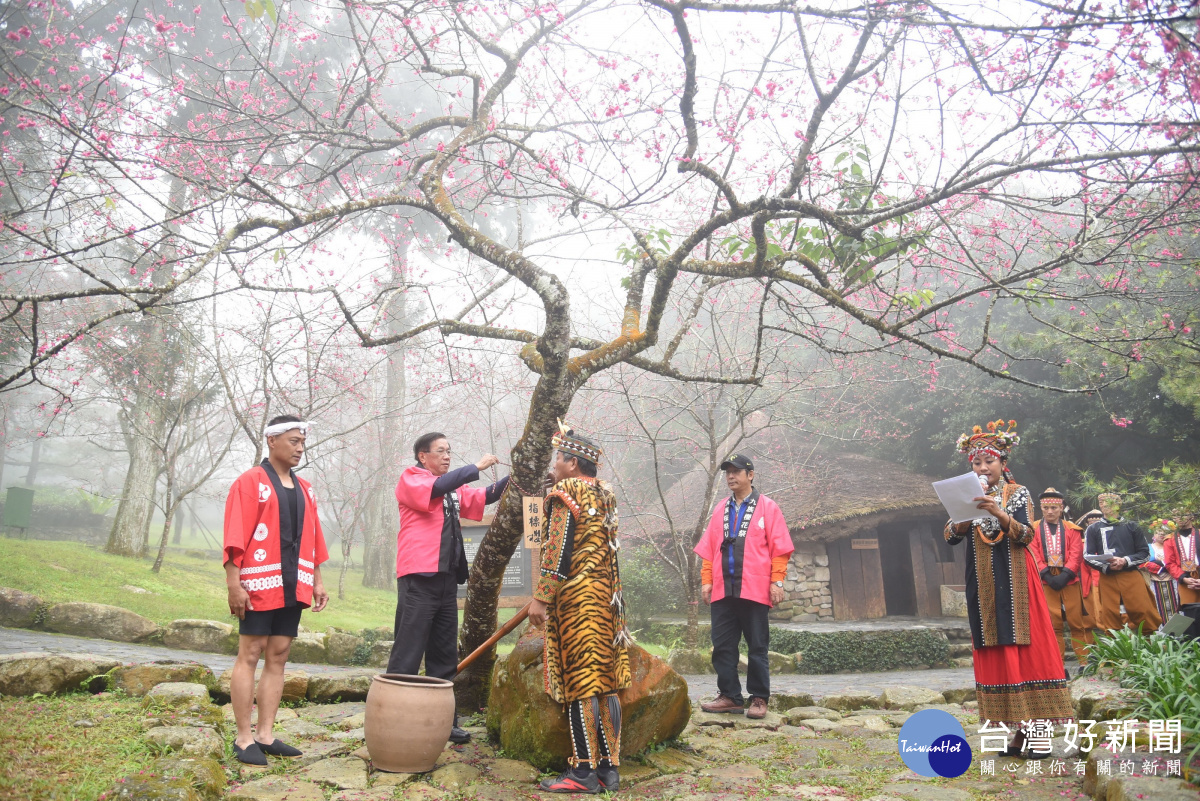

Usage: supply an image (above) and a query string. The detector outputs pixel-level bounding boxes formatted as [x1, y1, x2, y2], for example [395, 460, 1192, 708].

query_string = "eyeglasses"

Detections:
[428, 447, 451, 456]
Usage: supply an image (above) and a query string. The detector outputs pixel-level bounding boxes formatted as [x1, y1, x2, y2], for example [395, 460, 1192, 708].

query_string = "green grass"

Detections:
[0, 693, 159, 800]
[0, 539, 663, 659]
[0, 539, 517, 634]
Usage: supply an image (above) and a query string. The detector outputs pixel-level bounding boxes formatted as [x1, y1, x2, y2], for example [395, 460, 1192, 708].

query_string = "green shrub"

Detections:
[769, 628, 951, 673]
[1082, 628, 1200, 765]
[620, 550, 686, 630]
[636, 622, 951, 673]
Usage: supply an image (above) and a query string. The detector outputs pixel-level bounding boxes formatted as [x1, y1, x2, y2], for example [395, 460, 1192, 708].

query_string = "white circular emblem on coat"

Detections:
[758, 517, 764, 528]
[588, 507, 596, 516]
[253, 549, 267, 562]
[258, 483, 271, 502]
[253, 524, 269, 541]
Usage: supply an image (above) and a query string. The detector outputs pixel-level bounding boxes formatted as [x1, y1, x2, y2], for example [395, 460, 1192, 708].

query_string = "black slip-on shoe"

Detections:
[256, 738, 303, 757]
[232, 740, 268, 766]
[597, 765, 619, 792]
[449, 726, 471, 744]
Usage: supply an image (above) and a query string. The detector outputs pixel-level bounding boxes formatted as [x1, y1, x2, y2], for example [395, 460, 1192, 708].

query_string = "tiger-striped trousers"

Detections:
[567, 693, 622, 769]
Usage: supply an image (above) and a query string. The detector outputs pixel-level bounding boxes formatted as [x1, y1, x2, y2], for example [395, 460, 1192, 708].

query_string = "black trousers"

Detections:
[710, 596, 770, 703]
[386, 573, 459, 680]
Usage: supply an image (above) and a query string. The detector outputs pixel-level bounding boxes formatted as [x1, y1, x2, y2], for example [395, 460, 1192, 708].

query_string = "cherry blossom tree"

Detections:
[5, 0, 1200, 705]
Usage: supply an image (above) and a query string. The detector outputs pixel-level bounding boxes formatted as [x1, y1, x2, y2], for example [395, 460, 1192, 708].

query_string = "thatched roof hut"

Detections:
[771, 452, 946, 541]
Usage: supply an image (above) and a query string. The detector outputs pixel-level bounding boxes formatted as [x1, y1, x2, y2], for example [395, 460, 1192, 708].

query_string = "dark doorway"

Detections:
[879, 528, 918, 616]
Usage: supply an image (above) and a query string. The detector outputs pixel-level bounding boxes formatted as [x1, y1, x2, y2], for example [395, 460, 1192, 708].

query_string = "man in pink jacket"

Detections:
[693, 454, 793, 719]
[385, 431, 508, 743]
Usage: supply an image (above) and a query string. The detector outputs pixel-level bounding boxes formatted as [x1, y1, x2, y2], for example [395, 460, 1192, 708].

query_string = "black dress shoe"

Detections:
[256, 739, 303, 757]
[449, 726, 471, 744]
[232, 740, 268, 766]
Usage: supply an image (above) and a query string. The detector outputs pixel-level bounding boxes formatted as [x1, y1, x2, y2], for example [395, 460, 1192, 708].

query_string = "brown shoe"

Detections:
[700, 694, 744, 714]
[745, 697, 768, 719]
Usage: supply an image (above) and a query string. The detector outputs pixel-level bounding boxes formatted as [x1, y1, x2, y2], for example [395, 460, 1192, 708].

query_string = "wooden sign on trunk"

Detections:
[522, 496, 543, 548]
[851, 538, 879, 550]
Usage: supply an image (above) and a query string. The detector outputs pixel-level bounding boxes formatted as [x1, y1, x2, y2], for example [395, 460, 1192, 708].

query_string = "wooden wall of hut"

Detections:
[827, 517, 966, 620]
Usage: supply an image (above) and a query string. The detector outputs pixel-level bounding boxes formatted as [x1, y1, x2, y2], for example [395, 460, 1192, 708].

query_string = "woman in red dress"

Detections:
[945, 420, 1075, 754]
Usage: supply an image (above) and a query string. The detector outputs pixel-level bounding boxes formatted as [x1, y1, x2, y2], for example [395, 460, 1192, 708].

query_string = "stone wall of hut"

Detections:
[769, 542, 834, 622]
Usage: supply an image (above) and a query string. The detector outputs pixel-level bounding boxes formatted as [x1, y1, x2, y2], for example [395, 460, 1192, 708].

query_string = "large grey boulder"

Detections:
[1071, 676, 1146, 721]
[305, 669, 376, 703]
[43, 602, 160, 643]
[143, 726, 224, 759]
[108, 661, 216, 697]
[0, 652, 119, 696]
[109, 756, 225, 801]
[0, 587, 42, 628]
[769, 692, 816, 712]
[666, 647, 713, 674]
[879, 686, 947, 710]
[163, 620, 236, 654]
[369, 640, 392, 668]
[487, 631, 690, 770]
[821, 691, 881, 711]
[325, 630, 364, 665]
[143, 682, 212, 708]
[228, 776, 325, 801]
[289, 631, 327, 663]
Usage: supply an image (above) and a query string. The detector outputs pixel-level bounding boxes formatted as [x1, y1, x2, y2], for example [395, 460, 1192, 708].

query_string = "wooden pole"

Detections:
[455, 602, 531, 675]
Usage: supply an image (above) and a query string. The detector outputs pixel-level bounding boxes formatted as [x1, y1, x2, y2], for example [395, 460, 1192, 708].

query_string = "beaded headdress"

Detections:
[1038, 488, 1065, 507]
[551, 419, 603, 467]
[956, 419, 1020, 461]
[1097, 492, 1121, 504]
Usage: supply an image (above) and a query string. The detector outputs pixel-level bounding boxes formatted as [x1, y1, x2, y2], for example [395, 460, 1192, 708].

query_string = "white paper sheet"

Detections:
[932, 472, 994, 524]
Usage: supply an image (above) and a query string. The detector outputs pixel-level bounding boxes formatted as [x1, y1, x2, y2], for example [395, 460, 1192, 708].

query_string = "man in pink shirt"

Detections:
[693, 454, 793, 720]
[385, 431, 508, 743]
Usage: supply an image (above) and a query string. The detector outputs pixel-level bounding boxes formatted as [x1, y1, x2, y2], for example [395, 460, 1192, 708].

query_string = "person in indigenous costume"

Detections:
[1083, 493, 1162, 633]
[387, 432, 508, 745]
[944, 420, 1074, 754]
[529, 422, 630, 795]
[1028, 488, 1093, 665]
[1142, 518, 1181, 623]
[694, 454, 793, 721]
[1164, 512, 1200, 606]
[223, 415, 330, 766]
[1075, 509, 1104, 629]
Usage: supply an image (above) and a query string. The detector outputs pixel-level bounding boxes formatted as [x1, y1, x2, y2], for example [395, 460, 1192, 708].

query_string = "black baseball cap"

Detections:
[720, 454, 754, 472]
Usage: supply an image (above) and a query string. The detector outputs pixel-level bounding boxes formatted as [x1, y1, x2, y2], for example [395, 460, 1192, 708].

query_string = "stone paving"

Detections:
[0, 627, 977, 700]
[217, 694, 1190, 801]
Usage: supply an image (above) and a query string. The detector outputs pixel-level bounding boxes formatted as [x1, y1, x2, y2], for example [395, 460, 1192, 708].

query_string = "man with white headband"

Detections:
[223, 414, 330, 765]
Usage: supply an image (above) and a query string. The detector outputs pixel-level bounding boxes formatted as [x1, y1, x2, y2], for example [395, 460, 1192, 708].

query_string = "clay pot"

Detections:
[365, 673, 455, 773]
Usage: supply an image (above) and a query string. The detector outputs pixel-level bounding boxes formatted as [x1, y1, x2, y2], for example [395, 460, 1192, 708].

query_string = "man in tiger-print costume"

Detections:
[528, 422, 631, 795]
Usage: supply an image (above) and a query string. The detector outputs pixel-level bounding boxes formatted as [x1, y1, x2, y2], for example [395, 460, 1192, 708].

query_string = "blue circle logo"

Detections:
[897, 709, 973, 777]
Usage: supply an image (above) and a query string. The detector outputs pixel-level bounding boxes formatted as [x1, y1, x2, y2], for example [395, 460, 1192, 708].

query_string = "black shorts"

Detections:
[238, 605, 304, 637]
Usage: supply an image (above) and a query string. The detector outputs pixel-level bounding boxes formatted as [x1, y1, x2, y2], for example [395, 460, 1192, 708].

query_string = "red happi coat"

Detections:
[222, 465, 329, 611]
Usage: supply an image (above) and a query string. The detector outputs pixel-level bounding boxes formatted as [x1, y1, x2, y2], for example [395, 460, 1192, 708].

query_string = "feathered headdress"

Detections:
[956, 419, 1020, 460]
[551, 419, 603, 466]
